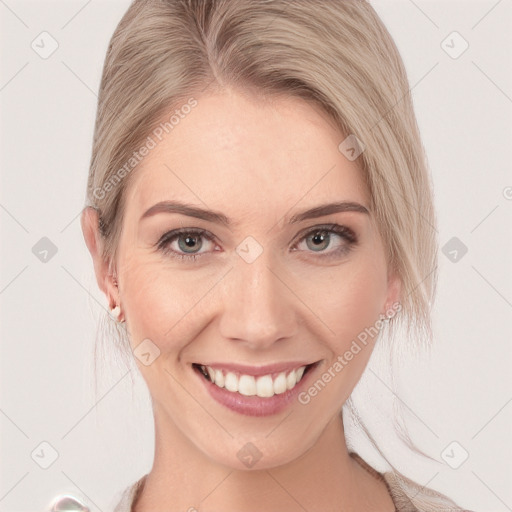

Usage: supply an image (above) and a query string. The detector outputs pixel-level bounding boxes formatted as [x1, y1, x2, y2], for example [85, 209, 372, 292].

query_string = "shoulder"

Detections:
[382, 466, 474, 512]
[350, 452, 474, 512]
[112, 474, 148, 512]
[109, 463, 477, 512]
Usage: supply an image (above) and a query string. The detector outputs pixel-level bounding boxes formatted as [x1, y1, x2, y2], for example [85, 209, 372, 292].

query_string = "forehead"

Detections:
[126, 89, 369, 220]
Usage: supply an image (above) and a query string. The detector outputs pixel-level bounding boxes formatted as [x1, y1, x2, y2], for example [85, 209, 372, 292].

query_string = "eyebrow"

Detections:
[140, 200, 369, 226]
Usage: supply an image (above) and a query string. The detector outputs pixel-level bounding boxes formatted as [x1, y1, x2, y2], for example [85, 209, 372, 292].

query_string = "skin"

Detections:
[82, 87, 400, 511]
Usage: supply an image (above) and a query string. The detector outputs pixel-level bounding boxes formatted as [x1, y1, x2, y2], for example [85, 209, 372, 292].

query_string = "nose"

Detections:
[218, 250, 298, 349]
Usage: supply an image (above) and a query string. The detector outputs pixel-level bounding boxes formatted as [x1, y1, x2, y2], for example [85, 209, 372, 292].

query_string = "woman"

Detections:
[78, 0, 474, 510]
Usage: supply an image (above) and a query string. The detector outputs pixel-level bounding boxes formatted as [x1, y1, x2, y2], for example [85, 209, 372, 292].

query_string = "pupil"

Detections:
[309, 231, 329, 251]
[179, 234, 201, 253]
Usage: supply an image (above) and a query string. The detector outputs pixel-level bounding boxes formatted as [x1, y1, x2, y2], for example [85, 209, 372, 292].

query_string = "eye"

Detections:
[292, 224, 357, 258]
[156, 228, 216, 261]
[156, 224, 358, 262]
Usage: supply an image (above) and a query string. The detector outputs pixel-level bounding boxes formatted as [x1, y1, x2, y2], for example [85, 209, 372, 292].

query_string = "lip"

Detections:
[192, 360, 321, 417]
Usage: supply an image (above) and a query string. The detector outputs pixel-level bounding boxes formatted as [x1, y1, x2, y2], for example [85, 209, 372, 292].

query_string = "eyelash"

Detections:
[156, 224, 358, 262]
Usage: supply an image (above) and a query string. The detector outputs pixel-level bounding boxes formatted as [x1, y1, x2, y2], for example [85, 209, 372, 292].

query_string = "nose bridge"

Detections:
[218, 246, 296, 347]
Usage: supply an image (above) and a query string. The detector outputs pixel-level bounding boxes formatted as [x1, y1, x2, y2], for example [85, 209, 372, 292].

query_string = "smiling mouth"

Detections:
[192, 362, 318, 398]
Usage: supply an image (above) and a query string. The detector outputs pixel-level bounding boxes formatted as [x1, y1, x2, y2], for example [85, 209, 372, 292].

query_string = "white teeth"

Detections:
[206, 366, 215, 382]
[257, 375, 275, 397]
[273, 372, 287, 395]
[238, 375, 256, 396]
[214, 369, 225, 388]
[286, 370, 297, 390]
[224, 372, 238, 392]
[199, 364, 309, 397]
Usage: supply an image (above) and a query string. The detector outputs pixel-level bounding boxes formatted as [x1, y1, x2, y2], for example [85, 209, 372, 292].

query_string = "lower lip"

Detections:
[193, 363, 318, 417]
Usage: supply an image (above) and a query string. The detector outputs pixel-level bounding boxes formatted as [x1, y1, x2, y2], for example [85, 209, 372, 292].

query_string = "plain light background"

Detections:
[0, 0, 511, 510]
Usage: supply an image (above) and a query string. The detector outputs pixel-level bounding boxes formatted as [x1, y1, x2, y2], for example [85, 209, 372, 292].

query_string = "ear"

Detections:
[382, 269, 401, 317]
[81, 206, 119, 310]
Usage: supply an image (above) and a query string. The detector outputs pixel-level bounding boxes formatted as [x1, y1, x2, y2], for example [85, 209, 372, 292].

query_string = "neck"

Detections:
[134, 408, 392, 512]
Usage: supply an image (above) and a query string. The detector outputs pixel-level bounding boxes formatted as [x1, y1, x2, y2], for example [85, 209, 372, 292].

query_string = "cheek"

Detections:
[119, 255, 217, 351]
[302, 261, 388, 404]
[120, 256, 179, 343]
[307, 256, 388, 350]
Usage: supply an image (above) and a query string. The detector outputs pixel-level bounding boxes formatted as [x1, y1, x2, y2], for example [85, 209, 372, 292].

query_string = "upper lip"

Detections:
[194, 361, 319, 377]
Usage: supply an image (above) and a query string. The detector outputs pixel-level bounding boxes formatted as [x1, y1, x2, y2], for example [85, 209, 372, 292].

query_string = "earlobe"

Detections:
[383, 270, 402, 317]
[80, 206, 119, 306]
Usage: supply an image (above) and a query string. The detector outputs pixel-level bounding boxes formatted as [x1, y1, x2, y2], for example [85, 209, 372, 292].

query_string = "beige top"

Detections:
[112, 452, 473, 512]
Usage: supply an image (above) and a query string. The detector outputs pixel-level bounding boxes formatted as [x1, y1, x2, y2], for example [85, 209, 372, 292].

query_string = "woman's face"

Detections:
[114, 88, 400, 469]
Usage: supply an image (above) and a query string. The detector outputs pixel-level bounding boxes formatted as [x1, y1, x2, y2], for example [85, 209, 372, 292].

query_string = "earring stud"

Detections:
[110, 304, 122, 321]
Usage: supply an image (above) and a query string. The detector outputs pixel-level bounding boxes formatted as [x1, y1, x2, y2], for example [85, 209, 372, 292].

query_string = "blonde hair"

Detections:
[85, 1, 461, 509]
